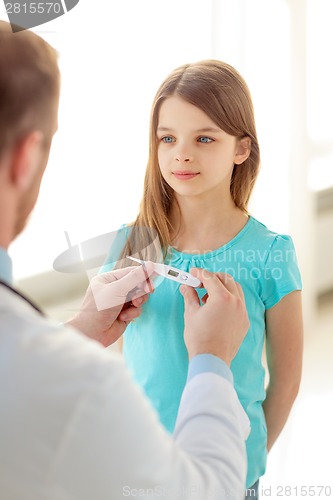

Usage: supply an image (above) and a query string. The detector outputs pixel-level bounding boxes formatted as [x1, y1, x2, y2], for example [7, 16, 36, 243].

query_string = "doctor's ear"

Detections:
[234, 136, 251, 165]
[10, 131, 44, 191]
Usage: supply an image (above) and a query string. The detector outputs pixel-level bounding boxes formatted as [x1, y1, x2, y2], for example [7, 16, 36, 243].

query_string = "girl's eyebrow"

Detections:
[156, 127, 172, 133]
[195, 127, 222, 133]
[157, 126, 222, 133]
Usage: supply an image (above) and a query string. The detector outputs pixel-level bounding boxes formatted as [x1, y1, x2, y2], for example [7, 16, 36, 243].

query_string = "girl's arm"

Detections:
[263, 290, 303, 452]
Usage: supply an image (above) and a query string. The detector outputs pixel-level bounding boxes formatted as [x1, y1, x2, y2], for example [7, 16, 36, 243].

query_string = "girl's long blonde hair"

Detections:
[118, 60, 260, 264]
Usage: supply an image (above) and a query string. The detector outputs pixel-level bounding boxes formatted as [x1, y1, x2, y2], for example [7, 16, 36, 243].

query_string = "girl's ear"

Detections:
[234, 136, 251, 165]
[11, 131, 44, 191]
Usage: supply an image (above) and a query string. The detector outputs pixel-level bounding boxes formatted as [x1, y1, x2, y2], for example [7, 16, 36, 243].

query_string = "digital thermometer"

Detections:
[127, 256, 202, 288]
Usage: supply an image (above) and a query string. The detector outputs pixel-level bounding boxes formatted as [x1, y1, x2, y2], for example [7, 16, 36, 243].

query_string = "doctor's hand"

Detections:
[180, 268, 249, 366]
[67, 264, 154, 347]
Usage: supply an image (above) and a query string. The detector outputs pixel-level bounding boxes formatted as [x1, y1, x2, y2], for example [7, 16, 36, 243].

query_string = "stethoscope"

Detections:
[0, 279, 44, 316]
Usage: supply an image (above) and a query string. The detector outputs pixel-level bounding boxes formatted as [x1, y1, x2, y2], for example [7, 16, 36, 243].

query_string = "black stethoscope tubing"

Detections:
[0, 279, 44, 316]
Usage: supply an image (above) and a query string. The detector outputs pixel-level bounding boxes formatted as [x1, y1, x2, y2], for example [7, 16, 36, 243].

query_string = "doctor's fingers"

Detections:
[119, 304, 144, 322]
[189, 268, 233, 299]
[129, 291, 150, 307]
[96, 263, 154, 295]
[190, 269, 246, 306]
[214, 273, 246, 302]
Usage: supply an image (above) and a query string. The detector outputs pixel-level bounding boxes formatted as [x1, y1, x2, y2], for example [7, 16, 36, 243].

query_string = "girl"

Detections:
[103, 60, 303, 497]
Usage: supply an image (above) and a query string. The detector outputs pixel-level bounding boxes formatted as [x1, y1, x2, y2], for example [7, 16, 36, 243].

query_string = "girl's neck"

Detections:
[170, 194, 249, 254]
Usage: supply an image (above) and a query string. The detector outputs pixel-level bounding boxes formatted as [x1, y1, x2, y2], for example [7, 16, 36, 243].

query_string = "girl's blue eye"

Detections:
[161, 136, 175, 143]
[198, 136, 213, 143]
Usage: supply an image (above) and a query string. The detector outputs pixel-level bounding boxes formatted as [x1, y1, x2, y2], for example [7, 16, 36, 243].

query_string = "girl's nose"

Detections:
[175, 152, 193, 163]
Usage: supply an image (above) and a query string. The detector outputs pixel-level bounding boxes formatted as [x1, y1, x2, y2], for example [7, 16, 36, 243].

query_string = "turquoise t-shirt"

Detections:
[102, 216, 302, 488]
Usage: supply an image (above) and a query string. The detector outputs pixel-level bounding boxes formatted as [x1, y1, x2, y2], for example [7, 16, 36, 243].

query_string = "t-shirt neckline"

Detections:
[168, 215, 254, 261]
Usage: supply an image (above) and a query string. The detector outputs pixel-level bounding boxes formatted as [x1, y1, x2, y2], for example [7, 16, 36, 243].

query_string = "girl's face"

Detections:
[157, 95, 249, 201]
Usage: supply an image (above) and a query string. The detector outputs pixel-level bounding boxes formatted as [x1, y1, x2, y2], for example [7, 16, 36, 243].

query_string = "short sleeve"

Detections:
[262, 234, 302, 310]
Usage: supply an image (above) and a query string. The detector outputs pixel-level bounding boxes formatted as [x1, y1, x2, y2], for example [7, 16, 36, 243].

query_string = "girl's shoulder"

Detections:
[166, 216, 298, 265]
[246, 216, 296, 250]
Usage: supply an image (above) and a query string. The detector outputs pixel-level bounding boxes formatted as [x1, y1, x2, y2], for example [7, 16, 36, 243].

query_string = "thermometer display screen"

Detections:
[168, 269, 179, 278]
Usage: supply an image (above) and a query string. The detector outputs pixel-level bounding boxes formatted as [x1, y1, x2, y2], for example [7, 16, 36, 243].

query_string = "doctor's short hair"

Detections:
[0, 20, 60, 159]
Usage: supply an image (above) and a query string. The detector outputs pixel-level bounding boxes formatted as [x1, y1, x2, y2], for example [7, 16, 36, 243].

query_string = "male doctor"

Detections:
[0, 20, 250, 500]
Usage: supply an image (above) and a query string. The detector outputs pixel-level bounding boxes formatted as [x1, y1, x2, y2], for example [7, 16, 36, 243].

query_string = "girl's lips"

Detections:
[172, 171, 199, 180]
